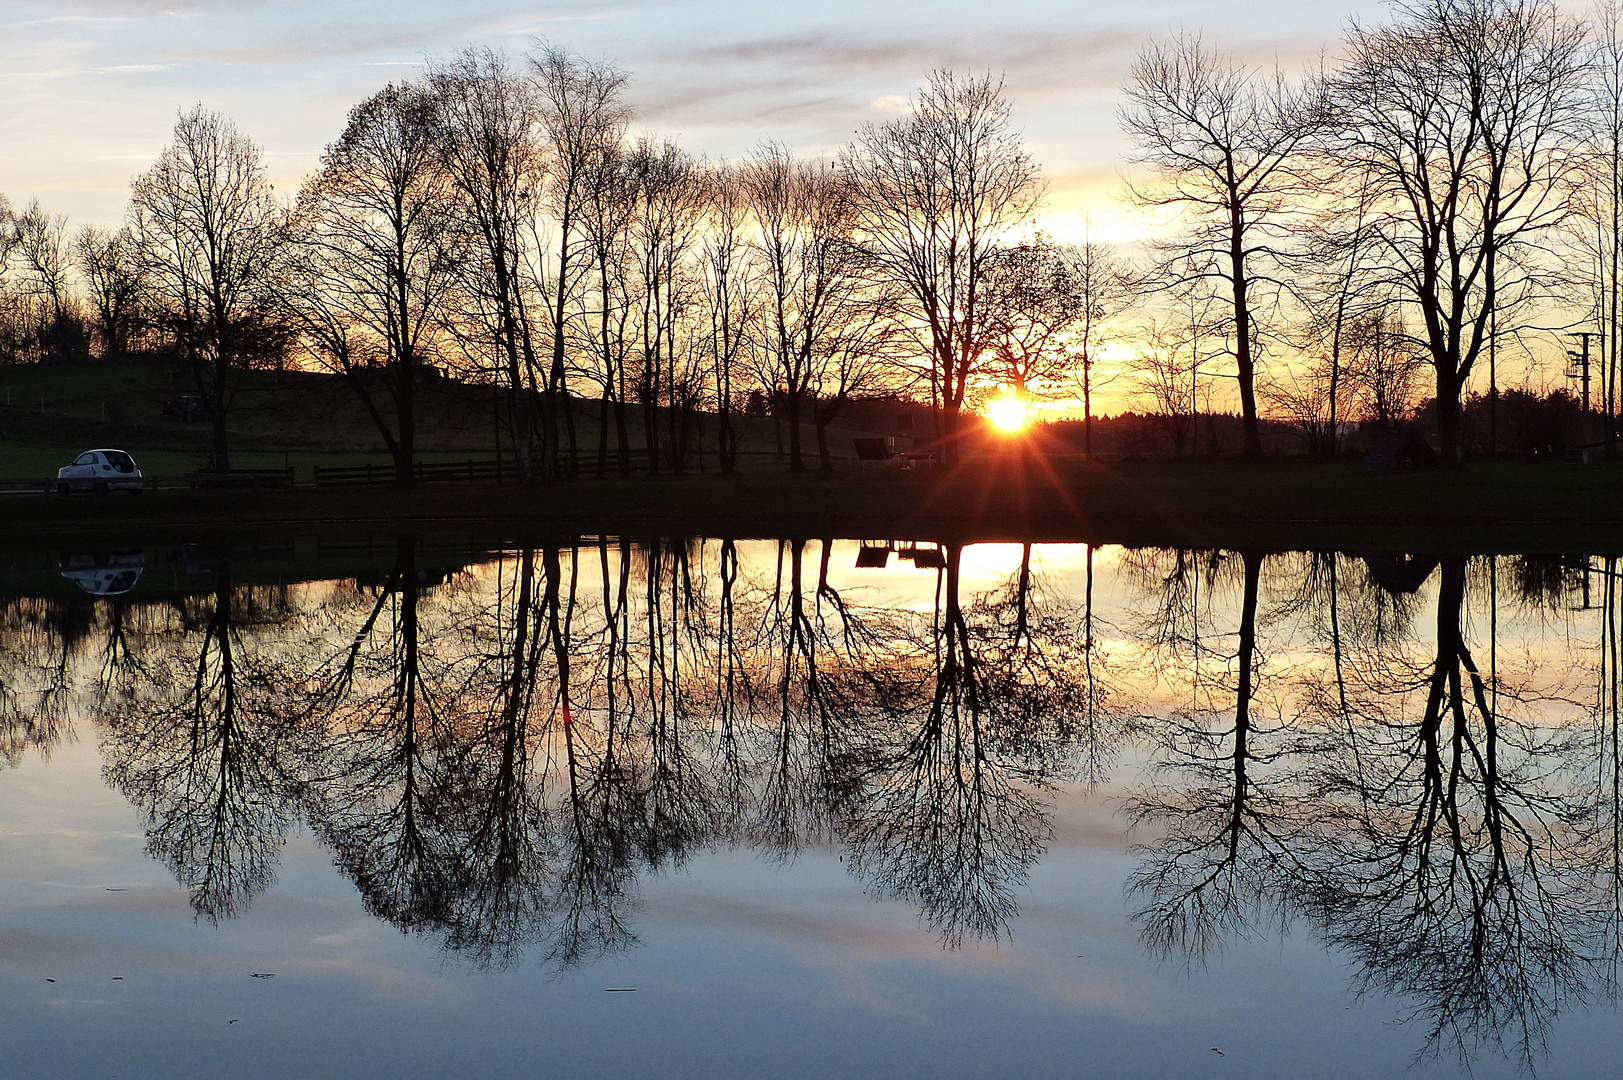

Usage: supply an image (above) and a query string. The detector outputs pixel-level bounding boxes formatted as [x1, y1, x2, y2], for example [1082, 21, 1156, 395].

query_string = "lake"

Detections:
[1, 536, 1619, 1079]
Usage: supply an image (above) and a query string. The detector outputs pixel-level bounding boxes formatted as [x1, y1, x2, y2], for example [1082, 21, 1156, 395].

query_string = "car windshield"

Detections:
[73, 453, 95, 466]
[102, 451, 135, 473]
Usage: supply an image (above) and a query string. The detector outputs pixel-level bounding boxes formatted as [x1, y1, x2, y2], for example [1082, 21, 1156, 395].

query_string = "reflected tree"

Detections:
[304, 537, 466, 934]
[1126, 551, 1314, 959]
[101, 567, 314, 920]
[1302, 558, 1609, 1068]
[835, 544, 1060, 946]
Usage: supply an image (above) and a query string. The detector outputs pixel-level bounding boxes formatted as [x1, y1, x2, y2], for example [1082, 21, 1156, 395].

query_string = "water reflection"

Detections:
[4, 537, 1623, 1071]
[1126, 551, 1615, 1068]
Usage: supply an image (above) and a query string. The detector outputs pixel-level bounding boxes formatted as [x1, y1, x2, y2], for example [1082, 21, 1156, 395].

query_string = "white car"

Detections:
[57, 448, 144, 495]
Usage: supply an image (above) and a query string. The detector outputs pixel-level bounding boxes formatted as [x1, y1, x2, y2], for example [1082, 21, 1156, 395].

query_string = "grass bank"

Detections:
[3, 456, 1621, 554]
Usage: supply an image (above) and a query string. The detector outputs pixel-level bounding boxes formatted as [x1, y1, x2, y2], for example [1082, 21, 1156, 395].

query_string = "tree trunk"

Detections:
[210, 410, 230, 472]
[1436, 370, 1466, 467]
[394, 360, 415, 486]
[614, 397, 631, 476]
[719, 399, 736, 474]
[1083, 357, 1094, 460]
[785, 392, 804, 471]
[205, 356, 230, 472]
[1230, 202, 1262, 459]
[640, 397, 659, 476]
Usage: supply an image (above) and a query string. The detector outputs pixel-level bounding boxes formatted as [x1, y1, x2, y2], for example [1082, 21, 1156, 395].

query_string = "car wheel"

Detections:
[56, 482, 69, 496]
[94, 482, 109, 496]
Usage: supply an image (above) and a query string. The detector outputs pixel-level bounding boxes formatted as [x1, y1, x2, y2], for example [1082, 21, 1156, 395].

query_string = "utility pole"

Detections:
[1570, 331, 1600, 414]
[1489, 306, 1497, 456]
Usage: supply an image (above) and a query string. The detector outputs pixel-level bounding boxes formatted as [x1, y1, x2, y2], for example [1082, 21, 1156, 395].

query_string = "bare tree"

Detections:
[12, 199, 83, 361]
[977, 238, 1084, 406]
[290, 83, 455, 484]
[1346, 308, 1425, 429]
[531, 43, 632, 475]
[1068, 230, 1134, 459]
[626, 137, 704, 474]
[74, 225, 146, 360]
[809, 297, 898, 471]
[1575, 1, 1623, 448]
[696, 161, 758, 474]
[428, 47, 550, 480]
[129, 106, 286, 471]
[1122, 33, 1322, 459]
[744, 144, 864, 471]
[1130, 325, 1206, 458]
[841, 71, 1042, 464]
[578, 141, 639, 474]
[1327, 0, 1589, 466]
[978, 234, 1130, 451]
[1260, 356, 1353, 457]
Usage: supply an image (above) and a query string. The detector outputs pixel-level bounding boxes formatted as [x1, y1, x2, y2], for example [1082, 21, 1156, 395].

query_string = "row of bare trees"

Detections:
[4, 49, 1110, 477]
[0, 196, 146, 367]
[1123, 0, 1623, 465]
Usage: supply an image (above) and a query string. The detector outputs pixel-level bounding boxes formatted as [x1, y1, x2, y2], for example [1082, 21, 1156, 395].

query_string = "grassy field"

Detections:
[0, 360, 879, 481]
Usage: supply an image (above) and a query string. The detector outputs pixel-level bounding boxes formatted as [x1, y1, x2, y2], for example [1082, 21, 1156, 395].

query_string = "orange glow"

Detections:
[987, 392, 1030, 433]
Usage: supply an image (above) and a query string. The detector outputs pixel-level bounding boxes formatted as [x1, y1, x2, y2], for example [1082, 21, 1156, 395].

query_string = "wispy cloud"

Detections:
[173, 21, 459, 66]
[676, 25, 1143, 91]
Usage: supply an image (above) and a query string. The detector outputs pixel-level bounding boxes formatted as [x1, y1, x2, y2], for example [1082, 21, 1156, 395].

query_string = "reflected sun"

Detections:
[988, 393, 1029, 433]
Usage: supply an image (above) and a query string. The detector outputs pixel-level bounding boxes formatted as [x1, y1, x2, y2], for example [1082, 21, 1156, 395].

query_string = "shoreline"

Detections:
[4, 458, 1623, 554]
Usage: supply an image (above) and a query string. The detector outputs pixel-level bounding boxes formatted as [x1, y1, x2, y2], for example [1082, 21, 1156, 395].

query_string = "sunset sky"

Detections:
[2, 1, 1384, 232]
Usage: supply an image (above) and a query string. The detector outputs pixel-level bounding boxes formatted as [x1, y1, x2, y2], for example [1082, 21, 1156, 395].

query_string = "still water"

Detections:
[2, 537, 1621, 1078]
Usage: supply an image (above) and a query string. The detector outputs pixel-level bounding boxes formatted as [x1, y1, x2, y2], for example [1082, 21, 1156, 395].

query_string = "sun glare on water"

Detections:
[988, 393, 1029, 433]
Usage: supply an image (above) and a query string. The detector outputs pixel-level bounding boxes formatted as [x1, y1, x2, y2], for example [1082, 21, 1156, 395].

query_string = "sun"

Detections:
[987, 392, 1029, 433]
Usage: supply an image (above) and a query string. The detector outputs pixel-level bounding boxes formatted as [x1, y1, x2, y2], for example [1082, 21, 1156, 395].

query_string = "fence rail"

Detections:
[310, 451, 682, 486]
[313, 459, 510, 486]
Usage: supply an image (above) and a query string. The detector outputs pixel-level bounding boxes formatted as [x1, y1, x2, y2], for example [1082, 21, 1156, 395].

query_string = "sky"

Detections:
[0, 0, 1388, 232]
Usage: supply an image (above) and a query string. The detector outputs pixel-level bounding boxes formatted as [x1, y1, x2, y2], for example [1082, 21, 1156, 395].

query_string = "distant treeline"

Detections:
[1042, 387, 1609, 461]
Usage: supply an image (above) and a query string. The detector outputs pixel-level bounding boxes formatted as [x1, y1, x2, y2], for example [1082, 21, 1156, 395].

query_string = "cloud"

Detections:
[866, 94, 911, 114]
[171, 21, 462, 66]
[648, 892, 1016, 966]
[674, 25, 1144, 93]
[7, 0, 272, 12]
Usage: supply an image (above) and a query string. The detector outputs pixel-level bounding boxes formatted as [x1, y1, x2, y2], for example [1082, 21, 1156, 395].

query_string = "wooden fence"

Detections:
[313, 459, 509, 486]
